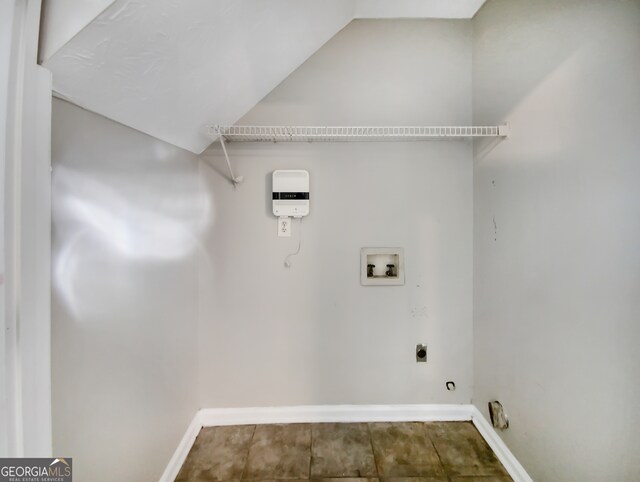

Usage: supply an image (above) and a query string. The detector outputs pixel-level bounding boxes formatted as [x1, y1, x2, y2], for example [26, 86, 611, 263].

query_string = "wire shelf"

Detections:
[210, 125, 508, 142]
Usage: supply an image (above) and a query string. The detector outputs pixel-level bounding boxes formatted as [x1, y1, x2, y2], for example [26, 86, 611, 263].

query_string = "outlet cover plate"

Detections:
[278, 217, 291, 237]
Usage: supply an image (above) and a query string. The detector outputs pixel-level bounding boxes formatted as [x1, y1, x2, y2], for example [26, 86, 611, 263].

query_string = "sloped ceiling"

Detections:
[39, 0, 116, 62]
[42, 0, 486, 154]
[355, 0, 486, 19]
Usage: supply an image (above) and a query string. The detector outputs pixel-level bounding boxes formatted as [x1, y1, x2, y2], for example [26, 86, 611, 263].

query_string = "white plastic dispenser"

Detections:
[273, 170, 309, 266]
[272, 170, 310, 218]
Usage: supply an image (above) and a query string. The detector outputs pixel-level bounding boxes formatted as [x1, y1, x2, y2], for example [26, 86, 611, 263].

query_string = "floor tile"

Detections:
[244, 423, 312, 479]
[310, 423, 377, 478]
[368, 422, 444, 477]
[424, 422, 509, 478]
[449, 477, 514, 482]
[175, 425, 255, 481]
[177, 422, 512, 482]
[242, 478, 376, 482]
[381, 478, 449, 482]
[243, 480, 308, 482]
[310, 479, 378, 482]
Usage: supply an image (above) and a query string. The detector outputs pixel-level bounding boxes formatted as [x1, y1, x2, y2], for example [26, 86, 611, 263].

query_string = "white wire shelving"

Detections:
[210, 124, 509, 142]
[208, 124, 509, 187]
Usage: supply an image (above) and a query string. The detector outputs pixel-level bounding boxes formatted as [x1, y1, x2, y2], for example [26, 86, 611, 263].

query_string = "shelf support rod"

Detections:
[498, 124, 510, 138]
[219, 135, 243, 187]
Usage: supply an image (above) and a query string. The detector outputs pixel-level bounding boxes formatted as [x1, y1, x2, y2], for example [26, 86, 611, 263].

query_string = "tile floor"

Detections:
[175, 421, 513, 482]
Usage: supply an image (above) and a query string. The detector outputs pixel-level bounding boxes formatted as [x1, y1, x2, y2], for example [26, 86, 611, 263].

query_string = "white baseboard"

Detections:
[159, 404, 532, 482]
[158, 412, 202, 482]
[198, 404, 473, 426]
[470, 405, 533, 482]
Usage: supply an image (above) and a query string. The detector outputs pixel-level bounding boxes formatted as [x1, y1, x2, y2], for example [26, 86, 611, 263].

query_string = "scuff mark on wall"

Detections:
[411, 306, 428, 318]
[493, 216, 497, 241]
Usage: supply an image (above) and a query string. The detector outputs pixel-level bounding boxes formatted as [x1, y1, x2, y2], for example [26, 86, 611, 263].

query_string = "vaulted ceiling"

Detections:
[42, 0, 486, 153]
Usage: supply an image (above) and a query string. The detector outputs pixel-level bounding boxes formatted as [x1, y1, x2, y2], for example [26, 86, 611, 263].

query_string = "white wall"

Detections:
[51, 99, 208, 482]
[198, 20, 474, 407]
[472, 1, 640, 481]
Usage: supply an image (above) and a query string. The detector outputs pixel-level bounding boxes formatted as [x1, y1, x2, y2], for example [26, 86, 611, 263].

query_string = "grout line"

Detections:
[421, 421, 449, 477]
[366, 422, 382, 478]
[239, 424, 257, 481]
[308, 423, 313, 480]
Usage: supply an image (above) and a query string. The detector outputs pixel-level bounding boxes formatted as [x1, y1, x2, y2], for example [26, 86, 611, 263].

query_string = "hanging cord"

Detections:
[284, 217, 303, 268]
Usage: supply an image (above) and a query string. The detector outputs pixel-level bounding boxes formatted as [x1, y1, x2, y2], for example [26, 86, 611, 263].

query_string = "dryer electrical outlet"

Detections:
[272, 170, 310, 218]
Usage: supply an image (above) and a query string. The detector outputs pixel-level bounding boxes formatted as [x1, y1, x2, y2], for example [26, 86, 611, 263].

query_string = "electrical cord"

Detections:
[284, 217, 303, 268]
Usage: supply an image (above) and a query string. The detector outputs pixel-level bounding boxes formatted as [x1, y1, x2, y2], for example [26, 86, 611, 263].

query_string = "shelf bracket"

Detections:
[218, 135, 243, 187]
[498, 124, 510, 138]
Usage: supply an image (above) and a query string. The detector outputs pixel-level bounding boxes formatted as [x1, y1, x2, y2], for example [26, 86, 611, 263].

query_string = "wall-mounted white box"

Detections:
[360, 247, 405, 286]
